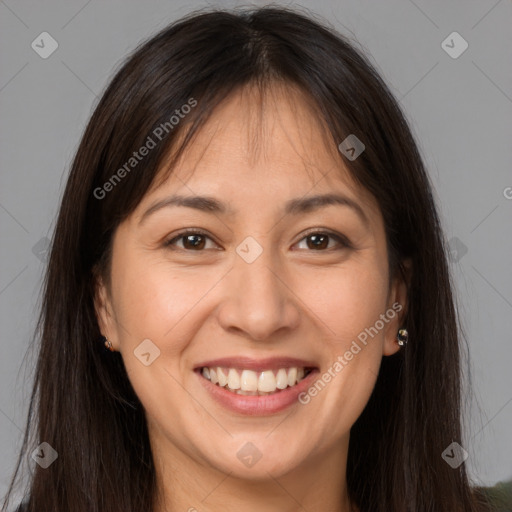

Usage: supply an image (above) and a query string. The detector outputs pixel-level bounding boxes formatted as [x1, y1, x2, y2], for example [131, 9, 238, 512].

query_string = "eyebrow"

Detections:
[139, 193, 369, 226]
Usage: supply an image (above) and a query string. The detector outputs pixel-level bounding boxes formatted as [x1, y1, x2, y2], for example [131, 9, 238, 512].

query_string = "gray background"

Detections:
[1, 0, 511, 502]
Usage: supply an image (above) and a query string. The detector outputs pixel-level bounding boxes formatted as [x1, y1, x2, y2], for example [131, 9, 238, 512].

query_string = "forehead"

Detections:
[145, 83, 379, 218]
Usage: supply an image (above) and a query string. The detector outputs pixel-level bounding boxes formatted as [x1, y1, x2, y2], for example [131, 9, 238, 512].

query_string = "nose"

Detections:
[216, 249, 301, 341]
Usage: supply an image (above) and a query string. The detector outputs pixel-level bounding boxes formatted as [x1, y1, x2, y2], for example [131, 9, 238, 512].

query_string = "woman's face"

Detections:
[95, 85, 407, 484]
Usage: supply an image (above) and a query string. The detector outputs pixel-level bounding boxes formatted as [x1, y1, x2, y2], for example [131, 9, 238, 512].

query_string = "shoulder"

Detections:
[476, 480, 512, 511]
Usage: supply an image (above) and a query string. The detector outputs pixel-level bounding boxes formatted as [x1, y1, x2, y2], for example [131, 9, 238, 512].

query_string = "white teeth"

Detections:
[241, 369, 258, 391]
[227, 368, 241, 390]
[201, 366, 311, 395]
[258, 370, 276, 392]
[236, 389, 259, 396]
[276, 368, 288, 389]
[217, 367, 228, 387]
[287, 367, 297, 387]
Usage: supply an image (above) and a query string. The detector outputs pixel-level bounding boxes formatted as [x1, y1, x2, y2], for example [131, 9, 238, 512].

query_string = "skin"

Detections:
[95, 83, 408, 512]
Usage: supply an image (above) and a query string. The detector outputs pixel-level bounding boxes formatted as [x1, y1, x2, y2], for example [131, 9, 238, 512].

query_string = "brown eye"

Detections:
[165, 231, 217, 251]
[295, 230, 351, 251]
[306, 233, 329, 250]
[181, 234, 206, 250]
[164, 229, 351, 253]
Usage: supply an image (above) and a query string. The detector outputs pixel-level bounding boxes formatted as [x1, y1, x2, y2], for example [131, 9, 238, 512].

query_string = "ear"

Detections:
[92, 267, 117, 347]
[383, 258, 412, 356]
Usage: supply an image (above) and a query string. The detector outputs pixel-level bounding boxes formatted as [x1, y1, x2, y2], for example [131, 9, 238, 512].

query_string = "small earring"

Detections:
[103, 336, 115, 352]
[397, 328, 408, 346]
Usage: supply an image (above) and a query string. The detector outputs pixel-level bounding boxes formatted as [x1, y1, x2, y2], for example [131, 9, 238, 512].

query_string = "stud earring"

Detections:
[397, 328, 408, 346]
[103, 336, 115, 352]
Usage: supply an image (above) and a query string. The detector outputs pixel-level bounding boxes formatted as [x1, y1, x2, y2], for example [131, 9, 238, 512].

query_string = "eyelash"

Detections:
[163, 228, 352, 252]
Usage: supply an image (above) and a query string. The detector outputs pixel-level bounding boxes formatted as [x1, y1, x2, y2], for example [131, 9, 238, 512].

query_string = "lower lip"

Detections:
[195, 369, 319, 416]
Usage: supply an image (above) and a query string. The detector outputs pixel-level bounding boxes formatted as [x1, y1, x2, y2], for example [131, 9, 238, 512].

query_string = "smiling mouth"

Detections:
[199, 366, 314, 396]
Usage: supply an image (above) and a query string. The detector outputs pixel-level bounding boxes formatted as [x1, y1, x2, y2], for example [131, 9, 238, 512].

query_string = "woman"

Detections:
[2, 6, 496, 512]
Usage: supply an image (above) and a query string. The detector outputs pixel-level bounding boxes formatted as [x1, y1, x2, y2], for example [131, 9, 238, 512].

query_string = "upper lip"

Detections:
[194, 356, 319, 373]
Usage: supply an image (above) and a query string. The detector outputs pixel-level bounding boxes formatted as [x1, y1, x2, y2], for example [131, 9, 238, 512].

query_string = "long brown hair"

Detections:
[3, 6, 490, 511]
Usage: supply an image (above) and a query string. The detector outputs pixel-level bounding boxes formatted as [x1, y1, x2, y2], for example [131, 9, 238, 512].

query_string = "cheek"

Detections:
[109, 254, 206, 426]
[111, 249, 223, 353]
[291, 256, 388, 419]
[292, 255, 389, 344]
